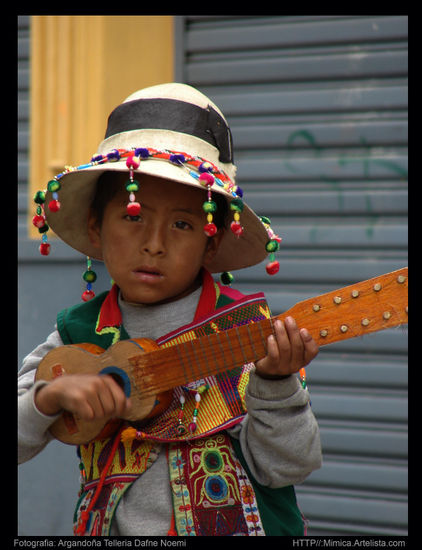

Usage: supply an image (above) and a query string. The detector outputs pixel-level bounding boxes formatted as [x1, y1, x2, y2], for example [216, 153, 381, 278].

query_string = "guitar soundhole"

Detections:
[100, 366, 131, 397]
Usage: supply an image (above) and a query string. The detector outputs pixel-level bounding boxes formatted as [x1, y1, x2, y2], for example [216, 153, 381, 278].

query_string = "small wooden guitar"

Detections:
[35, 267, 408, 445]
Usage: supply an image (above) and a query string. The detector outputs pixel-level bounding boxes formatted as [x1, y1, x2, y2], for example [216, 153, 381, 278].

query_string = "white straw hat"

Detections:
[33, 83, 281, 275]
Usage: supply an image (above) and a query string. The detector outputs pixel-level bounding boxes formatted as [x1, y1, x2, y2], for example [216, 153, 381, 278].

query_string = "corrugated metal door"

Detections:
[175, 15, 408, 535]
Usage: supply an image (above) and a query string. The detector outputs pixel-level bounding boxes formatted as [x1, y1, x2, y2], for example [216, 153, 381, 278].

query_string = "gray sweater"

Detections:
[18, 287, 322, 536]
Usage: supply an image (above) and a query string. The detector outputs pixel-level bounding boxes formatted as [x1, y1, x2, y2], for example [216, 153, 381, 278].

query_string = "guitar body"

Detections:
[35, 338, 173, 445]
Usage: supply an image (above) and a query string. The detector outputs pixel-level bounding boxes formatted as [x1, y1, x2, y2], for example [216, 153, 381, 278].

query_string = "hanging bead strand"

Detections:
[81, 257, 97, 302]
[200, 172, 217, 237]
[126, 153, 141, 217]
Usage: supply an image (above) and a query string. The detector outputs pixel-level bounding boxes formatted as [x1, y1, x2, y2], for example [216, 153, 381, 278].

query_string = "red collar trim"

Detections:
[96, 269, 217, 333]
[193, 269, 218, 321]
[96, 284, 122, 333]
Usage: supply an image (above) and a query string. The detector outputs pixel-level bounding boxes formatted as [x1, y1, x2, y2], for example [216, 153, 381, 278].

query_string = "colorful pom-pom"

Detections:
[204, 222, 217, 237]
[32, 214, 46, 229]
[199, 172, 215, 187]
[107, 149, 120, 162]
[48, 199, 61, 212]
[81, 290, 95, 302]
[33, 191, 46, 204]
[39, 242, 51, 256]
[230, 198, 244, 212]
[266, 260, 280, 276]
[127, 202, 141, 216]
[230, 221, 243, 237]
[202, 200, 217, 213]
[198, 161, 213, 173]
[47, 179, 61, 193]
[134, 148, 150, 159]
[220, 271, 234, 285]
[82, 270, 97, 283]
[126, 155, 140, 170]
[126, 181, 139, 193]
[121, 427, 138, 443]
[265, 239, 280, 253]
[169, 153, 186, 165]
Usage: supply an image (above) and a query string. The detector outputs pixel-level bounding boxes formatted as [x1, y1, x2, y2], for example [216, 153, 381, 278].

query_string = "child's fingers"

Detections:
[283, 317, 305, 365]
[101, 375, 131, 417]
[300, 328, 319, 365]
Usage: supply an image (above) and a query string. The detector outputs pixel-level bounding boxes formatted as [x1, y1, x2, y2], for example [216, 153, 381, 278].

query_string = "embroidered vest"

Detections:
[57, 271, 305, 536]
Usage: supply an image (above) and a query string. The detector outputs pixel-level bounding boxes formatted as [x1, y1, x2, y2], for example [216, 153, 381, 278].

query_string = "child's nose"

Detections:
[142, 224, 166, 256]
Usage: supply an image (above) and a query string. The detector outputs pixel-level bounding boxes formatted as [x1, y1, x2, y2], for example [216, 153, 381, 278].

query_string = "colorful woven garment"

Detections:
[73, 282, 272, 535]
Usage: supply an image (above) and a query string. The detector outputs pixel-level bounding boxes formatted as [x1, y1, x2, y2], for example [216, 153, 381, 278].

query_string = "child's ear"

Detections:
[204, 229, 225, 264]
[87, 210, 102, 251]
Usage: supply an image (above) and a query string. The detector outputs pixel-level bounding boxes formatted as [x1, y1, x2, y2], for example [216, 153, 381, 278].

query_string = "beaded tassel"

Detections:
[47, 178, 61, 212]
[33, 191, 51, 255]
[125, 153, 141, 216]
[81, 257, 97, 302]
[188, 392, 202, 434]
[230, 197, 244, 237]
[200, 172, 217, 236]
[261, 216, 282, 276]
[177, 394, 187, 435]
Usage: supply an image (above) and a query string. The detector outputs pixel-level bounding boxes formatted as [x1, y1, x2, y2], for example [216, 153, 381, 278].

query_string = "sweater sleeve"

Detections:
[228, 367, 322, 488]
[18, 330, 64, 464]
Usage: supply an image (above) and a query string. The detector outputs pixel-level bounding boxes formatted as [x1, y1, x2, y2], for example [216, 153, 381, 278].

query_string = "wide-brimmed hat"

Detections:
[33, 83, 281, 275]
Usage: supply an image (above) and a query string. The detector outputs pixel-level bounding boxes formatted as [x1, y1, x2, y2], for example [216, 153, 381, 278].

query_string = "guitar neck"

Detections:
[130, 267, 408, 397]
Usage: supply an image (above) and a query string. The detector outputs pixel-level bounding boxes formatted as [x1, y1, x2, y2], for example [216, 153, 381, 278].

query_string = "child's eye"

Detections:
[125, 214, 142, 222]
[173, 220, 192, 230]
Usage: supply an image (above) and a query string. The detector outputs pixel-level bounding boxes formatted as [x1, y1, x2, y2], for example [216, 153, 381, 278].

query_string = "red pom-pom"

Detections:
[48, 199, 61, 212]
[266, 260, 280, 276]
[39, 242, 51, 256]
[32, 214, 46, 228]
[126, 202, 141, 216]
[81, 290, 95, 302]
[230, 221, 244, 237]
[204, 222, 217, 237]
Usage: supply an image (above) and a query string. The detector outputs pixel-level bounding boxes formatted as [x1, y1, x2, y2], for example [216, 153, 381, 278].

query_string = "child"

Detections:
[18, 83, 322, 536]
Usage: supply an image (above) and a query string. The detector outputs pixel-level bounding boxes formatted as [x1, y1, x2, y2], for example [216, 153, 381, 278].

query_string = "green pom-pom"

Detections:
[230, 198, 244, 212]
[38, 223, 49, 234]
[34, 190, 46, 204]
[265, 240, 280, 253]
[125, 180, 139, 192]
[220, 271, 234, 285]
[82, 270, 97, 283]
[47, 179, 61, 192]
[202, 200, 217, 213]
[260, 216, 271, 225]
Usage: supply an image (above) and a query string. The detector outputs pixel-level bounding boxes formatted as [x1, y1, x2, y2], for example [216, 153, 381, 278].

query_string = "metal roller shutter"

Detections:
[175, 15, 408, 536]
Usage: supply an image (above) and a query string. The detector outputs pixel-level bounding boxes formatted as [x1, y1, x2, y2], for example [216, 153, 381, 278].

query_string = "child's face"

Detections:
[88, 174, 223, 305]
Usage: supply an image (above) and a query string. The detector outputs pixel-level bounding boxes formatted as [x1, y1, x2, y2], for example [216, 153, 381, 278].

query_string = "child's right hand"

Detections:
[34, 374, 131, 421]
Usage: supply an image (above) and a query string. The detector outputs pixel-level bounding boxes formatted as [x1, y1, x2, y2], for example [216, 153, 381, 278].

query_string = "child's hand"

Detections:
[255, 317, 319, 379]
[34, 374, 131, 421]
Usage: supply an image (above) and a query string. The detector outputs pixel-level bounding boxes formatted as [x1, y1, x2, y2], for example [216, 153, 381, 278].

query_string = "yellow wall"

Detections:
[29, 15, 174, 237]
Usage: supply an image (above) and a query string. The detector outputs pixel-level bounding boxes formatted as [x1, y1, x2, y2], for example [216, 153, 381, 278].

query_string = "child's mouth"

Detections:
[133, 267, 163, 282]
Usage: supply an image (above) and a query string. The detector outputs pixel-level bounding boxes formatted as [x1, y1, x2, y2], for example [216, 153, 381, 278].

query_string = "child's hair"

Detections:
[90, 171, 228, 230]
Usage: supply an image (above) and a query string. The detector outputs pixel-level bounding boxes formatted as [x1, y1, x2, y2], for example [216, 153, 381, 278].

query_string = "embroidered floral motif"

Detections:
[168, 433, 264, 536]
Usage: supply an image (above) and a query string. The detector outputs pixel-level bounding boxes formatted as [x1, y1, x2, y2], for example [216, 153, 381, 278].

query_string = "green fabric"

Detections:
[57, 290, 130, 348]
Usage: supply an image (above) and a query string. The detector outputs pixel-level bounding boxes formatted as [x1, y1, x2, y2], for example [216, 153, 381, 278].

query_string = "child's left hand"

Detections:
[255, 316, 319, 379]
